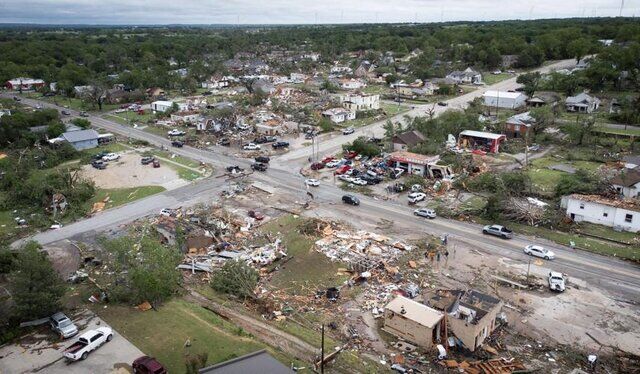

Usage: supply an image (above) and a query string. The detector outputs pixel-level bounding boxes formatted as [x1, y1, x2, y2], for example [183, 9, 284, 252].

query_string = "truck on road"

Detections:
[63, 327, 113, 361]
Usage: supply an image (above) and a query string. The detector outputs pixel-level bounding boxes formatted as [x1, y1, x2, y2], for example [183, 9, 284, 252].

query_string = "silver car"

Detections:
[524, 245, 556, 260]
[50, 312, 78, 339]
[414, 208, 436, 219]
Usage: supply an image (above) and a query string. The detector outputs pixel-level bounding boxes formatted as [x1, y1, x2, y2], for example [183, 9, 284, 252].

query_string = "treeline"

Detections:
[1, 18, 639, 92]
[0, 107, 65, 147]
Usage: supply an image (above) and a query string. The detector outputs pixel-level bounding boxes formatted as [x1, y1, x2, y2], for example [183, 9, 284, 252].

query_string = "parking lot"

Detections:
[0, 310, 143, 374]
[81, 151, 182, 189]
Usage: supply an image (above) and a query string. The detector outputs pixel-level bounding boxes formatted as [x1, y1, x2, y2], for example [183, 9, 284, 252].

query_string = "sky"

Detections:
[0, 0, 638, 25]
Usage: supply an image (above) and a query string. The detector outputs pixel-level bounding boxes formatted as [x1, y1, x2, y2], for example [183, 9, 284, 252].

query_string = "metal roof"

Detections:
[61, 129, 100, 143]
[386, 295, 444, 329]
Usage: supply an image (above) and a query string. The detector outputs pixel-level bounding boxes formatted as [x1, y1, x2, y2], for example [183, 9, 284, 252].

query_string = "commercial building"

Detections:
[483, 90, 527, 109]
[389, 151, 453, 179]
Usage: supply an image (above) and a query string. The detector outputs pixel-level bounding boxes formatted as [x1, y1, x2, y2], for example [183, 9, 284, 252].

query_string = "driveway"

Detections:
[0, 310, 143, 374]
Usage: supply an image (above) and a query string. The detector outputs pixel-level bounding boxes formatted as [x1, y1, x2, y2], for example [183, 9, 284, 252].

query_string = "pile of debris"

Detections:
[315, 229, 412, 270]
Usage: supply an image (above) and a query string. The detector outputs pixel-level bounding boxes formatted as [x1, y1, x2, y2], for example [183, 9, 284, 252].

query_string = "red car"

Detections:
[334, 165, 352, 175]
[344, 151, 358, 159]
[132, 356, 167, 374]
[322, 156, 335, 164]
[152, 160, 160, 168]
[310, 162, 325, 170]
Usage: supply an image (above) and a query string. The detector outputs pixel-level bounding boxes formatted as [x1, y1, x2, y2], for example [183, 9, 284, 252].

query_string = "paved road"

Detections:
[6, 57, 640, 301]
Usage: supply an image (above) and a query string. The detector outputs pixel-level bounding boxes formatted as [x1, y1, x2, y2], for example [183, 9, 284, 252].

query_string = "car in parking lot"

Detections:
[79, 111, 89, 117]
[338, 175, 354, 183]
[322, 156, 335, 164]
[133, 356, 168, 374]
[350, 178, 368, 186]
[482, 224, 513, 239]
[91, 160, 107, 169]
[407, 192, 426, 204]
[326, 160, 341, 168]
[167, 129, 185, 136]
[255, 156, 270, 163]
[50, 312, 79, 339]
[102, 153, 120, 161]
[251, 162, 268, 171]
[254, 136, 277, 144]
[414, 208, 436, 219]
[272, 141, 290, 149]
[524, 244, 556, 260]
[342, 127, 355, 135]
[61, 110, 71, 115]
[243, 143, 261, 150]
[310, 162, 325, 170]
[140, 156, 155, 165]
[334, 165, 351, 175]
[63, 327, 113, 361]
[171, 140, 184, 147]
[342, 194, 360, 206]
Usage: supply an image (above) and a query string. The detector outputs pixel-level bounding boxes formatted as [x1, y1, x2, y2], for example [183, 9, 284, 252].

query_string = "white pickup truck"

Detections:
[63, 327, 113, 361]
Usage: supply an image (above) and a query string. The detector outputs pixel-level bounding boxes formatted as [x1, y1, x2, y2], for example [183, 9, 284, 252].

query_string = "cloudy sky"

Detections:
[0, 0, 638, 24]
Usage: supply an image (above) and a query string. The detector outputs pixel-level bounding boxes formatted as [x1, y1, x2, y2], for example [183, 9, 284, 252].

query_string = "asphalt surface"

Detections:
[5, 58, 640, 301]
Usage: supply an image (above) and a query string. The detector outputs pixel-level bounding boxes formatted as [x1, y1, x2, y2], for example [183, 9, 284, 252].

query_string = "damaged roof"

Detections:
[386, 295, 444, 329]
[610, 169, 640, 187]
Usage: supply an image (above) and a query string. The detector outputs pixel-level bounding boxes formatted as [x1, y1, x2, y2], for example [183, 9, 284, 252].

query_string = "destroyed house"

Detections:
[427, 290, 503, 352]
[383, 295, 444, 349]
[391, 130, 425, 151]
[199, 349, 292, 374]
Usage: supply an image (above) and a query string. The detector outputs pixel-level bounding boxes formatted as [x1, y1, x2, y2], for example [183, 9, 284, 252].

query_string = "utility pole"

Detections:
[320, 324, 325, 374]
[619, 0, 625, 17]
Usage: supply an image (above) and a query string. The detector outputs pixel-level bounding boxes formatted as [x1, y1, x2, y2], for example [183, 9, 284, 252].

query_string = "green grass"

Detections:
[103, 114, 130, 125]
[80, 142, 130, 159]
[593, 126, 640, 137]
[148, 150, 202, 169]
[510, 222, 639, 262]
[175, 167, 203, 181]
[482, 72, 512, 85]
[87, 186, 166, 211]
[460, 195, 488, 212]
[341, 102, 410, 129]
[527, 155, 603, 196]
[94, 299, 268, 373]
[260, 215, 349, 294]
[0, 210, 16, 239]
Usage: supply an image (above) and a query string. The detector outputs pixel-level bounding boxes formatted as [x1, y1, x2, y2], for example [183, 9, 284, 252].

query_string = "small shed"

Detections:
[383, 295, 444, 349]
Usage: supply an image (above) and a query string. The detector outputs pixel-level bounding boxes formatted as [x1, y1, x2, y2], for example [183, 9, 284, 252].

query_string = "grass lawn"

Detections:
[593, 126, 640, 137]
[510, 222, 639, 262]
[148, 150, 202, 169]
[260, 215, 349, 295]
[340, 102, 410, 129]
[87, 186, 166, 211]
[483, 73, 512, 85]
[93, 299, 270, 373]
[527, 156, 603, 196]
[103, 114, 130, 125]
[80, 142, 131, 158]
[460, 195, 488, 212]
[0, 210, 17, 240]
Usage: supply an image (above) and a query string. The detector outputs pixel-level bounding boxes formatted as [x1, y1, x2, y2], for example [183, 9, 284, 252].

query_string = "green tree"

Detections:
[383, 120, 395, 139]
[529, 106, 555, 137]
[9, 242, 66, 320]
[516, 72, 542, 97]
[211, 260, 258, 300]
[71, 118, 91, 129]
[567, 39, 591, 63]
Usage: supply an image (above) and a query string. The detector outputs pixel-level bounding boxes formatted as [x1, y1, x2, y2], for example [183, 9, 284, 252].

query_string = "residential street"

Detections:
[5, 57, 640, 306]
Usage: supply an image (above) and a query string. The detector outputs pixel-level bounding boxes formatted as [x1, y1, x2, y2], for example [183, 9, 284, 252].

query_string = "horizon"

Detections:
[0, 0, 638, 25]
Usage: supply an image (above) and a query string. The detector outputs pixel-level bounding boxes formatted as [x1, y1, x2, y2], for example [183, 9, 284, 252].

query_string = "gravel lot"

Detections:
[81, 152, 180, 189]
[0, 310, 143, 374]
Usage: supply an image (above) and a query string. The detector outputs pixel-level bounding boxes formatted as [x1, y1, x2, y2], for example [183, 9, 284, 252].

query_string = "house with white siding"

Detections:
[561, 194, 640, 233]
[339, 93, 380, 112]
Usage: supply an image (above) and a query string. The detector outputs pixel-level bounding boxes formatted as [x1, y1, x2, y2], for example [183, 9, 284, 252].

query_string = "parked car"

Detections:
[13, 96, 21, 101]
[50, 222, 63, 230]
[171, 140, 184, 147]
[342, 194, 360, 206]
[408, 192, 426, 204]
[305, 179, 320, 187]
[524, 244, 556, 260]
[141, 156, 155, 165]
[414, 208, 436, 219]
[310, 162, 325, 170]
[217, 138, 230, 146]
[132, 356, 168, 374]
[63, 327, 113, 361]
[167, 129, 185, 136]
[391, 168, 405, 179]
[326, 160, 341, 168]
[251, 162, 268, 171]
[482, 224, 513, 239]
[351, 178, 368, 186]
[338, 175, 354, 183]
[50, 312, 79, 339]
[79, 111, 89, 117]
[61, 110, 71, 115]
[342, 127, 355, 135]
[243, 143, 261, 150]
[152, 159, 160, 168]
[322, 156, 335, 164]
[255, 156, 270, 163]
[44, 92, 56, 97]
[102, 153, 120, 161]
[91, 160, 107, 170]
[344, 151, 358, 159]
[248, 210, 265, 220]
[437, 102, 448, 106]
[92, 151, 109, 161]
[272, 141, 290, 149]
[254, 136, 277, 144]
[548, 271, 566, 292]
[335, 165, 352, 175]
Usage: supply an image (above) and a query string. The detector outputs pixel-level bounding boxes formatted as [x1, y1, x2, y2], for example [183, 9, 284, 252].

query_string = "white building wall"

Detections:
[484, 94, 526, 109]
[564, 197, 640, 232]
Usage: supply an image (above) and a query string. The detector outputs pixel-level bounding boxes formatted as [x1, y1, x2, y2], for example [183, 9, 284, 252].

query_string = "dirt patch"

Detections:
[81, 152, 181, 189]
